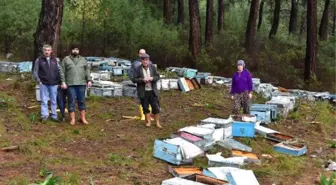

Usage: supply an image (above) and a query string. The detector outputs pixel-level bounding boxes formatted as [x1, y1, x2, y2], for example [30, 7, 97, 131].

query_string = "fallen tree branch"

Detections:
[1, 145, 19, 152]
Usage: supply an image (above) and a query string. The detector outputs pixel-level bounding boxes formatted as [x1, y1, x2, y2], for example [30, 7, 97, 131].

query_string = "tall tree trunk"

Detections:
[218, 0, 224, 32]
[245, 0, 259, 54]
[319, 0, 330, 40]
[189, 0, 202, 62]
[34, 0, 64, 61]
[3, 35, 11, 55]
[333, 3, 336, 35]
[205, 0, 214, 45]
[304, 0, 317, 82]
[269, 0, 281, 39]
[177, 0, 184, 24]
[164, 0, 172, 24]
[81, 0, 86, 49]
[289, 0, 298, 34]
[299, 0, 307, 40]
[102, 16, 106, 56]
[257, 0, 264, 31]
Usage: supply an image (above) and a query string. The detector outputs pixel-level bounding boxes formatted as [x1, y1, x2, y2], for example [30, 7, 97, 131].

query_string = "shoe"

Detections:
[51, 118, 60, 123]
[41, 118, 48, 124]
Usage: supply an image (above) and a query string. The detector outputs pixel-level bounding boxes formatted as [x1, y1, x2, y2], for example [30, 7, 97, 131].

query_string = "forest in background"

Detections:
[0, 0, 335, 92]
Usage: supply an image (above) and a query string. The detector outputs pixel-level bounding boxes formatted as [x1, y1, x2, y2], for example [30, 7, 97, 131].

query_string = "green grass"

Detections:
[314, 102, 335, 125]
[81, 126, 107, 141]
[33, 138, 49, 148]
[138, 144, 154, 168]
[0, 75, 334, 184]
[250, 138, 275, 155]
[7, 176, 29, 185]
[252, 164, 276, 177]
[107, 153, 134, 166]
[193, 156, 208, 169]
[86, 96, 106, 109]
[61, 172, 80, 185]
[319, 173, 336, 185]
[0, 92, 31, 131]
[0, 121, 5, 135]
[276, 155, 305, 172]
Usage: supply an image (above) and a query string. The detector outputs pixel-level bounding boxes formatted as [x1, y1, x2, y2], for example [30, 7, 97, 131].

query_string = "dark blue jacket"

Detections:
[33, 56, 60, 85]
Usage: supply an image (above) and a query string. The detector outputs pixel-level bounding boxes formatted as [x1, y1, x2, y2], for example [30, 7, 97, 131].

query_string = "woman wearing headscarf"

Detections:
[230, 60, 253, 114]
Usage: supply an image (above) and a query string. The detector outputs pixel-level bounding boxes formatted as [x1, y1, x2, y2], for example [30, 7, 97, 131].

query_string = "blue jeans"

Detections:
[40, 84, 58, 119]
[67, 85, 86, 113]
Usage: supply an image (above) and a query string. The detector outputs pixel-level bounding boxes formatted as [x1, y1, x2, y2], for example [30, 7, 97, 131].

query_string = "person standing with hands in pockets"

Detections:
[33, 45, 60, 122]
[59, 45, 92, 125]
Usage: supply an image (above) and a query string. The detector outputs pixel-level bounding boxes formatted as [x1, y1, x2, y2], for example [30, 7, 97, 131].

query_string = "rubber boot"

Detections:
[70, 112, 75, 125]
[149, 105, 152, 113]
[139, 105, 145, 121]
[80, 110, 89, 125]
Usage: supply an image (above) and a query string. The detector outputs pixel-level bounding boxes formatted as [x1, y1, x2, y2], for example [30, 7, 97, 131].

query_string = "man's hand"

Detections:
[231, 96, 234, 100]
[143, 78, 149, 83]
[249, 93, 253, 99]
[148, 77, 153, 81]
[87, 81, 92, 87]
[61, 82, 67, 89]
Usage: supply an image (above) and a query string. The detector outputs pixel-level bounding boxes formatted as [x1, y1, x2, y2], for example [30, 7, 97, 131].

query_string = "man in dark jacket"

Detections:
[132, 53, 161, 128]
[128, 49, 147, 81]
[33, 45, 60, 122]
[128, 49, 153, 121]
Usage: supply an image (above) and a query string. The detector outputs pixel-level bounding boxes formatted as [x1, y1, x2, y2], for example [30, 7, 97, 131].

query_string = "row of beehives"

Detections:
[157, 97, 307, 185]
[34, 77, 201, 101]
[87, 56, 133, 77]
[86, 77, 202, 98]
[167, 66, 336, 103]
[0, 61, 33, 73]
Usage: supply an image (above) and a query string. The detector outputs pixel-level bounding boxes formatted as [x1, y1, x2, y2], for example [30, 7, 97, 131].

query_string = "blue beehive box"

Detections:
[171, 131, 209, 151]
[178, 78, 190, 92]
[112, 66, 123, 76]
[329, 94, 336, 101]
[18, 61, 33, 73]
[183, 68, 198, 79]
[153, 139, 192, 165]
[232, 122, 255, 138]
[226, 170, 260, 185]
[99, 62, 112, 71]
[273, 143, 307, 156]
[202, 169, 218, 179]
[250, 110, 271, 124]
[251, 104, 278, 120]
[195, 72, 211, 84]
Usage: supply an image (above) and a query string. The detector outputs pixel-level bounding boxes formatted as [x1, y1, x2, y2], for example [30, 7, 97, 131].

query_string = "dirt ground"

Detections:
[0, 74, 335, 185]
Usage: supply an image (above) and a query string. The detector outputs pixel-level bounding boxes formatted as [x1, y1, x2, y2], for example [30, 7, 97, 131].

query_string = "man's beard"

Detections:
[71, 52, 79, 56]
